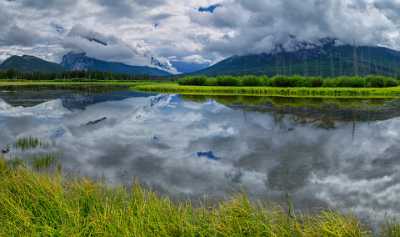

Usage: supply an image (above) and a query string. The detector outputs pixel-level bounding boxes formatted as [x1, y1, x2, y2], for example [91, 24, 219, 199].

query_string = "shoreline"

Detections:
[1, 80, 400, 98]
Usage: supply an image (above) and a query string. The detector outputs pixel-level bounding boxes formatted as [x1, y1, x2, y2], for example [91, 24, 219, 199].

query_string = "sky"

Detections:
[1, 0, 400, 72]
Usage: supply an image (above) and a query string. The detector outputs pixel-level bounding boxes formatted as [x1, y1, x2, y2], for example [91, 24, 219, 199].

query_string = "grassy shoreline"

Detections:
[0, 157, 398, 236]
[2, 80, 400, 98]
[134, 83, 400, 98]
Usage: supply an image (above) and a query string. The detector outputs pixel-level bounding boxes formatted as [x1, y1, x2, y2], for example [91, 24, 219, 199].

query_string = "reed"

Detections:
[0, 156, 397, 236]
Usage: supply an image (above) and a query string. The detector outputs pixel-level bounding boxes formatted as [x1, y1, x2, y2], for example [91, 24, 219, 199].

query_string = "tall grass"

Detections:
[0, 156, 399, 236]
[15, 137, 46, 151]
[135, 83, 400, 98]
[0, 156, 387, 236]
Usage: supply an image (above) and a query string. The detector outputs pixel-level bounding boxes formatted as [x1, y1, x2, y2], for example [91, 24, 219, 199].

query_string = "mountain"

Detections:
[171, 61, 210, 74]
[195, 40, 400, 77]
[0, 55, 64, 73]
[61, 52, 171, 76]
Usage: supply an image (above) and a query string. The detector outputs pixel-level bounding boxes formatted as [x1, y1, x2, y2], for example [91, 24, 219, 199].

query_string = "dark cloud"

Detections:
[195, 0, 399, 57]
[0, 0, 400, 69]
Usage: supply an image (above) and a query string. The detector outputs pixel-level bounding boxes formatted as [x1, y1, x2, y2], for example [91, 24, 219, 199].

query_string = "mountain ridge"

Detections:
[194, 42, 400, 77]
[61, 52, 171, 76]
[0, 53, 172, 76]
[0, 55, 64, 73]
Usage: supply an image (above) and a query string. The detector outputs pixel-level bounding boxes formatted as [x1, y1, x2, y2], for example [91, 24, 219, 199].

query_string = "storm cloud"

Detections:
[0, 0, 400, 68]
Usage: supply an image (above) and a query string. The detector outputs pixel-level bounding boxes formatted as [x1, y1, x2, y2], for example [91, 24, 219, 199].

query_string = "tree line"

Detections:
[0, 69, 166, 81]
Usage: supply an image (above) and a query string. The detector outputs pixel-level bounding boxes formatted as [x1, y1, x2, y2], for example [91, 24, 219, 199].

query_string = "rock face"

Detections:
[194, 39, 400, 77]
[61, 52, 171, 76]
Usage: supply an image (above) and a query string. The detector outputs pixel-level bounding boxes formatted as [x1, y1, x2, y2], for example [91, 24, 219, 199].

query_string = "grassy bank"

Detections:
[134, 83, 400, 98]
[2, 79, 400, 98]
[0, 157, 398, 236]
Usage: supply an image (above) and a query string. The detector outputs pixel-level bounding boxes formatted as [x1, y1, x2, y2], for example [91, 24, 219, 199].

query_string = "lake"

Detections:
[1, 85, 399, 226]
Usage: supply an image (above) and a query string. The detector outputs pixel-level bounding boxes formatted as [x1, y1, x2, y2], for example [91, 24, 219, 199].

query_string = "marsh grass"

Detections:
[380, 221, 400, 237]
[135, 83, 400, 98]
[15, 137, 46, 151]
[30, 153, 58, 170]
[0, 153, 397, 236]
[0, 155, 397, 236]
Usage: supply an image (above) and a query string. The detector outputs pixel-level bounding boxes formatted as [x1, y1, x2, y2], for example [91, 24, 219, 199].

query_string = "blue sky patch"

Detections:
[198, 4, 222, 13]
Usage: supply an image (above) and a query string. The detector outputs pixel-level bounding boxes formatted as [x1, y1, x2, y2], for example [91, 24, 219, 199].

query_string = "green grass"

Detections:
[30, 153, 58, 170]
[0, 156, 398, 236]
[3, 79, 400, 98]
[134, 83, 400, 98]
[15, 137, 44, 151]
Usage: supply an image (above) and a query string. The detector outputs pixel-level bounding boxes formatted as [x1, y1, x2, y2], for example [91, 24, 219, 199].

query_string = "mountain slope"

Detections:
[61, 52, 171, 76]
[0, 55, 64, 73]
[195, 42, 400, 77]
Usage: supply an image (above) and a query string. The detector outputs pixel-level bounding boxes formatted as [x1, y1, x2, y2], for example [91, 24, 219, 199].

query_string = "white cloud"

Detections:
[0, 0, 400, 66]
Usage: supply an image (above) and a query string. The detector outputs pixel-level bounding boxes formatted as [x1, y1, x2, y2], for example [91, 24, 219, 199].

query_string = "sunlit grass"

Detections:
[135, 83, 400, 98]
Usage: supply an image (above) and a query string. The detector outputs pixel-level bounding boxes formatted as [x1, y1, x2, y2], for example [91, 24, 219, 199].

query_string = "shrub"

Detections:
[385, 78, 399, 87]
[216, 76, 240, 86]
[241, 75, 263, 86]
[205, 78, 218, 86]
[337, 77, 366, 88]
[270, 76, 297, 87]
[365, 76, 385, 88]
[176, 75, 398, 88]
[178, 76, 207, 86]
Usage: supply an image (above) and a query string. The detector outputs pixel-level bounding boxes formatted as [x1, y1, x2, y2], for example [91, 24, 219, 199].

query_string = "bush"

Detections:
[241, 75, 263, 86]
[178, 76, 207, 86]
[176, 75, 398, 88]
[270, 76, 297, 87]
[365, 76, 385, 88]
[365, 75, 398, 88]
[216, 76, 240, 86]
[322, 77, 366, 88]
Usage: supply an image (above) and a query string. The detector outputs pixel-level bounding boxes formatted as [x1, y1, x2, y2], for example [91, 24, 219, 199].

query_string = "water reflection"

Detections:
[1, 89, 400, 225]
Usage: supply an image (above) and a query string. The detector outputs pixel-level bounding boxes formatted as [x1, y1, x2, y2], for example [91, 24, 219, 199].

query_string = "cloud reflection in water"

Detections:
[0, 94, 400, 224]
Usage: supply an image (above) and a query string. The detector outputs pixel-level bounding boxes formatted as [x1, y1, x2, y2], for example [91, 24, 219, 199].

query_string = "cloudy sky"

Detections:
[1, 0, 400, 72]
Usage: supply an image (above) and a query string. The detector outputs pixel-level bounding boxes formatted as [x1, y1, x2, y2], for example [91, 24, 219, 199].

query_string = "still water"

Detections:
[1, 86, 400, 225]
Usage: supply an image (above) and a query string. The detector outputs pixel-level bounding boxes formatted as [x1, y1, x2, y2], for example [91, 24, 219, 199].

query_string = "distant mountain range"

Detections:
[0, 53, 171, 76]
[2, 40, 400, 77]
[195, 40, 400, 77]
[61, 52, 171, 76]
[0, 55, 64, 73]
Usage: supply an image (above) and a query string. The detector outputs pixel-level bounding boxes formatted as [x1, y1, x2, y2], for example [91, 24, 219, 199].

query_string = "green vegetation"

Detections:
[178, 75, 399, 88]
[136, 83, 400, 98]
[2, 155, 399, 236]
[1, 78, 400, 99]
[15, 137, 46, 151]
[0, 155, 399, 236]
[31, 153, 58, 170]
[0, 69, 169, 81]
